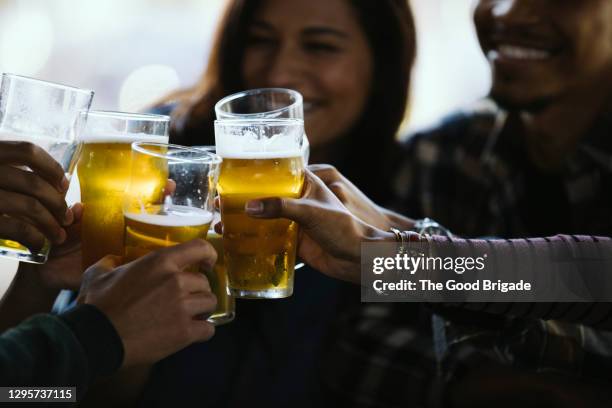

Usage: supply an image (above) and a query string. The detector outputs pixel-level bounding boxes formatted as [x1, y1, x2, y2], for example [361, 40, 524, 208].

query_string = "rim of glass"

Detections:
[214, 118, 304, 127]
[215, 88, 303, 118]
[132, 142, 223, 164]
[1, 73, 94, 96]
[82, 110, 170, 122]
[193, 145, 216, 152]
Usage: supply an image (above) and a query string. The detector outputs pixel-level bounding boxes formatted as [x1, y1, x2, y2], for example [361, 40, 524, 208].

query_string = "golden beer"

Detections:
[217, 155, 304, 298]
[123, 205, 213, 263]
[78, 135, 168, 269]
[78, 141, 136, 269]
[205, 231, 236, 325]
[77, 111, 169, 269]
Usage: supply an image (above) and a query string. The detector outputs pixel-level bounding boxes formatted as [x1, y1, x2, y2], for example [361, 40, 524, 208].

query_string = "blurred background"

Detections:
[0, 0, 490, 290]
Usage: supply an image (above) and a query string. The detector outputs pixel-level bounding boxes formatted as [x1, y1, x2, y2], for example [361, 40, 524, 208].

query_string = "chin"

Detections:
[490, 84, 557, 113]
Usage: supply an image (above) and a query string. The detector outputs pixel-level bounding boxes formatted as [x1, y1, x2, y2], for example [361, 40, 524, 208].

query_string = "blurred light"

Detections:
[119, 64, 180, 112]
[405, 0, 490, 133]
[55, 0, 143, 41]
[0, 9, 54, 76]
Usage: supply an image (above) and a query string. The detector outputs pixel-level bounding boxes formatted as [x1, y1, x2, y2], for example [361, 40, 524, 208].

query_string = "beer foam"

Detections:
[125, 206, 213, 227]
[215, 125, 303, 159]
[80, 132, 169, 144]
[216, 134, 302, 159]
[0, 130, 72, 144]
[217, 149, 302, 159]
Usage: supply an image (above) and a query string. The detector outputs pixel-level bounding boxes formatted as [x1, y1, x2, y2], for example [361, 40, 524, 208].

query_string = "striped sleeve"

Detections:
[429, 235, 612, 329]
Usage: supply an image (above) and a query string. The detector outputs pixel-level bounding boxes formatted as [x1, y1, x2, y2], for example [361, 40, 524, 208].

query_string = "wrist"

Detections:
[363, 224, 396, 244]
[0, 264, 61, 331]
[16, 262, 60, 294]
[381, 208, 415, 231]
[60, 304, 124, 379]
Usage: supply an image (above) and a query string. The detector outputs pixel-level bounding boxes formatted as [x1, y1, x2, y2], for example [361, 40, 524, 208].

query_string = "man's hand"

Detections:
[244, 170, 392, 283]
[0, 141, 72, 251]
[309, 164, 414, 230]
[77, 239, 218, 367]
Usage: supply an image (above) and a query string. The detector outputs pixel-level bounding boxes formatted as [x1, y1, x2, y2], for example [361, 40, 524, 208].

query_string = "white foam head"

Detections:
[215, 119, 303, 159]
[124, 205, 213, 227]
[0, 130, 69, 144]
[80, 111, 169, 144]
[80, 131, 169, 144]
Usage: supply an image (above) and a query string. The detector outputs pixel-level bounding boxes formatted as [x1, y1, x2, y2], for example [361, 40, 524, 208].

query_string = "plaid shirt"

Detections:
[321, 101, 612, 407]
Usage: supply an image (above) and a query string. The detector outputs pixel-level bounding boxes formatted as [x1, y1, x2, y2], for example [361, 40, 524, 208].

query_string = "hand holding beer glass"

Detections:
[123, 142, 223, 322]
[215, 119, 305, 298]
[0, 74, 93, 263]
[77, 111, 169, 269]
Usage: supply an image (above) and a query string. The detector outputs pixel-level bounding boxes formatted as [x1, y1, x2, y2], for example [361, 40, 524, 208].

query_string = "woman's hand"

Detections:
[309, 164, 415, 230]
[244, 170, 393, 284]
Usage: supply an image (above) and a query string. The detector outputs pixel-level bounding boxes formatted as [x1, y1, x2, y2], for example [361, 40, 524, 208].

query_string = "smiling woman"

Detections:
[141, 0, 416, 405]
[241, 0, 374, 150]
[156, 0, 415, 205]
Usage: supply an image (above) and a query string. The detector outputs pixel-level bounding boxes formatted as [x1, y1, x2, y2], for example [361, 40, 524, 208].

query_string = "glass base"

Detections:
[207, 312, 236, 326]
[229, 287, 293, 299]
[0, 244, 48, 264]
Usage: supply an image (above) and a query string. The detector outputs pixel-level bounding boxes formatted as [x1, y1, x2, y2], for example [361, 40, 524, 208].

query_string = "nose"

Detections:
[264, 43, 306, 90]
[491, 0, 541, 25]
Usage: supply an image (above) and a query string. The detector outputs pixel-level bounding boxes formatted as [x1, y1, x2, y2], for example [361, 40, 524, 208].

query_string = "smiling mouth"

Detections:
[496, 44, 553, 60]
[488, 40, 563, 64]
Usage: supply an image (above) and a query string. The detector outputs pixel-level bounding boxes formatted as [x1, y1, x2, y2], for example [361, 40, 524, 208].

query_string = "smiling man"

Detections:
[321, 0, 612, 406]
[396, 0, 612, 238]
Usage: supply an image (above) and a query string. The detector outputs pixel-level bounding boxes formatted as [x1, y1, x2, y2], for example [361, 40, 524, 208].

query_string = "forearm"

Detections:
[0, 263, 59, 332]
[428, 234, 612, 328]
[0, 305, 123, 399]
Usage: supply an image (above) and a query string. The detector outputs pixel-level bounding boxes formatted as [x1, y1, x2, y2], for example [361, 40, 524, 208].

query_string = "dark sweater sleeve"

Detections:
[429, 234, 612, 329]
[0, 304, 123, 399]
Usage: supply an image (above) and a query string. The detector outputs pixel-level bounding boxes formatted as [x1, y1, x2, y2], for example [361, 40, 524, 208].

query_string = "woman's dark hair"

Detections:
[161, 0, 416, 204]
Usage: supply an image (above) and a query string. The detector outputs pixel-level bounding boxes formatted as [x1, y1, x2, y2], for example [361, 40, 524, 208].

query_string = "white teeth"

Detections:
[497, 44, 551, 60]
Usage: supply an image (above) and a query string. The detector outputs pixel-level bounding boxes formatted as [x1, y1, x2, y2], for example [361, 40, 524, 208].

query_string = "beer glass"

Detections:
[194, 146, 235, 325]
[123, 142, 222, 322]
[214, 119, 305, 298]
[77, 111, 169, 269]
[215, 88, 309, 164]
[0, 74, 94, 263]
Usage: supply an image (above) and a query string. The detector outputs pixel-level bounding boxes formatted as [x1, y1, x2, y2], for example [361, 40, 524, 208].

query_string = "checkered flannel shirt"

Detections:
[320, 101, 612, 407]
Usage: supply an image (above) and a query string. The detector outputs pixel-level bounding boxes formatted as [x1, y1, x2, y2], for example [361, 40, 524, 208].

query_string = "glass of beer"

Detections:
[0, 74, 94, 263]
[123, 142, 222, 322]
[215, 88, 309, 164]
[214, 119, 305, 298]
[77, 111, 169, 270]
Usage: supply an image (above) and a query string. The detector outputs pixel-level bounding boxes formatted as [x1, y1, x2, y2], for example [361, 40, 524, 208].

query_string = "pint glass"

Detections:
[123, 142, 222, 323]
[0, 74, 93, 263]
[77, 111, 169, 269]
[215, 119, 305, 298]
